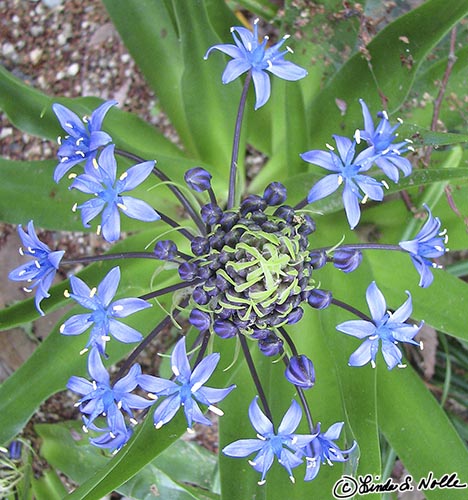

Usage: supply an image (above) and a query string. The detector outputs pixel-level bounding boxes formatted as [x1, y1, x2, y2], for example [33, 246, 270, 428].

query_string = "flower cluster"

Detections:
[7, 18, 449, 487]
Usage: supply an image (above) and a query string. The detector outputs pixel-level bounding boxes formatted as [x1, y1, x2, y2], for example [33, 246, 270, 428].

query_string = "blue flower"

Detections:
[137, 337, 235, 430]
[297, 422, 356, 481]
[83, 409, 133, 454]
[67, 347, 152, 432]
[301, 136, 383, 229]
[284, 355, 315, 389]
[336, 281, 423, 370]
[222, 397, 316, 485]
[69, 144, 160, 242]
[204, 19, 307, 109]
[8, 220, 65, 315]
[399, 205, 447, 288]
[53, 100, 116, 182]
[358, 99, 412, 182]
[60, 266, 152, 355]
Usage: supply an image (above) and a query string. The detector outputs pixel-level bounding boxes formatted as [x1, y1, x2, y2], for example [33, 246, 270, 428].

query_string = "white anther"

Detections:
[92, 158, 99, 169]
[247, 42, 252, 51]
[89, 287, 97, 297]
[405, 138, 414, 144]
[34, 260, 41, 269]
[407, 146, 415, 152]
[119, 172, 128, 181]
[76, 137, 84, 145]
[186, 427, 195, 434]
[64, 289, 70, 298]
[79, 347, 89, 355]
[57, 136, 62, 145]
[249, 460, 257, 466]
[155, 421, 164, 430]
[254, 18, 259, 25]
[60, 324, 65, 333]
[289, 475, 296, 484]
[18, 270, 26, 276]
[172, 365, 180, 377]
[68, 173, 77, 179]
[60, 156, 69, 162]
[381, 110, 389, 120]
[191, 381, 203, 393]
[258, 480, 266, 486]
[354, 129, 361, 144]
[256, 434, 267, 441]
[117, 203, 127, 211]
[92, 381, 97, 390]
[208, 405, 224, 416]
[75, 150, 85, 157]
[398, 363, 407, 369]
[96, 225, 101, 236]
[147, 393, 158, 400]
[130, 418, 138, 426]
[82, 425, 88, 433]
[82, 115, 89, 123]
[283, 34, 290, 40]
[286, 46, 294, 54]
[117, 401, 123, 410]
[325, 143, 335, 151]
[382, 180, 390, 190]
[337, 175, 343, 186]
[371, 360, 376, 368]
[435, 245, 444, 252]
[361, 194, 369, 204]
[291, 436, 298, 445]
[101, 335, 111, 342]
[28, 246, 35, 254]
[19, 247, 24, 256]
[420, 341, 424, 350]
[65, 122, 73, 128]
[71, 203, 78, 215]
[23, 287, 32, 293]
[369, 334, 378, 341]
[397, 117, 403, 124]
[113, 305, 124, 312]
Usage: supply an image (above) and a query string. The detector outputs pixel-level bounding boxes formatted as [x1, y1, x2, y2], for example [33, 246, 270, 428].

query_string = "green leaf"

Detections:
[378, 363, 468, 500]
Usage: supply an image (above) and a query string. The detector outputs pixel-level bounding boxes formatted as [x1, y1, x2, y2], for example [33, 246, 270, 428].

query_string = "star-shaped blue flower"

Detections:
[60, 266, 152, 355]
[69, 144, 160, 242]
[399, 204, 447, 288]
[301, 135, 383, 229]
[336, 281, 423, 370]
[222, 397, 316, 485]
[358, 99, 412, 182]
[204, 19, 307, 109]
[137, 337, 235, 430]
[8, 220, 65, 315]
[67, 347, 152, 432]
[52, 100, 116, 182]
[297, 422, 356, 481]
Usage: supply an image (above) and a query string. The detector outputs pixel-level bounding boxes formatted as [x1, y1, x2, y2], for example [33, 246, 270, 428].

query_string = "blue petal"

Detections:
[322, 422, 344, 441]
[88, 130, 112, 151]
[300, 150, 339, 171]
[137, 374, 178, 396]
[195, 385, 236, 405]
[336, 320, 375, 338]
[110, 297, 152, 318]
[277, 400, 302, 435]
[88, 100, 117, 132]
[307, 174, 340, 204]
[222, 439, 265, 458]
[366, 281, 386, 322]
[77, 198, 106, 228]
[97, 266, 120, 307]
[222, 58, 251, 84]
[113, 363, 141, 393]
[190, 352, 220, 387]
[70, 275, 92, 301]
[381, 340, 402, 369]
[52, 103, 87, 138]
[98, 144, 117, 184]
[67, 375, 93, 395]
[249, 397, 273, 436]
[359, 99, 375, 137]
[204, 43, 244, 60]
[171, 337, 191, 382]
[333, 136, 353, 163]
[266, 60, 307, 81]
[88, 347, 110, 384]
[120, 161, 155, 191]
[251, 69, 271, 110]
[184, 398, 211, 427]
[153, 393, 181, 427]
[54, 157, 85, 183]
[119, 196, 160, 222]
[252, 446, 275, 482]
[348, 338, 376, 367]
[61, 313, 93, 336]
[388, 291, 412, 323]
[101, 204, 121, 242]
[342, 183, 361, 229]
[108, 319, 143, 343]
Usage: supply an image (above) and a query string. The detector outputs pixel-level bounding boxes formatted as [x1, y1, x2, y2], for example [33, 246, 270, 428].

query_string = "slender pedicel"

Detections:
[331, 298, 371, 322]
[227, 71, 252, 210]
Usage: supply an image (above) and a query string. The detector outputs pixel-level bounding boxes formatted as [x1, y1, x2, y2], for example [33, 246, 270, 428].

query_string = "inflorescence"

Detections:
[8, 19, 448, 485]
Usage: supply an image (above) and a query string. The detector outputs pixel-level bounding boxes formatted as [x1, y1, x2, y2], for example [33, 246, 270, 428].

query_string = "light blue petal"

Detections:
[88, 100, 117, 131]
[171, 337, 192, 382]
[389, 292, 412, 323]
[333, 135, 353, 163]
[119, 196, 160, 222]
[77, 198, 106, 228]
[366, 281, 386, 322]
[204, 43, 244, 60]
[54, 157, 85, 183]
[222, 439, 265, 458]
[108, 318, 143, 343]
[300, 150, 339, 171]
[266, 60, 307, 81]
[336, 320, 375, 338]
[322, 422, 344, 441]
[307, 174, 340, 204]
[195, 385, 236, 405]
[88, 347, 110, 384]
[97, 266, 120, 307]
[249, 397, 273, 436]
[222, 58, 251, 84]
[153, 394, 181, 427]
[381, 340, 402, 369]
[190, 353, 220, 387]
[251, 69, 271, 110]
[359, 99, 375, 137]
[52, 103, 87, 138]
[137, 374, 178, 396]
[101, 204, 121, 243]
[113, 363, 141, 393]
[120, 161, 155, 191]
[61, 313, 93, 336]
[342, 183, 361, 229]
[348, 338, 376, 367]
[277, 400, 302, 435]
[67, 375, 93, 395]
[110, 297, 151, 318]
[97, 144, 117, 184]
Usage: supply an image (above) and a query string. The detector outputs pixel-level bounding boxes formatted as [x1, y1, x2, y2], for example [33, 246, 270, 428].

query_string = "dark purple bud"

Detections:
[308, 289, 332, 309]
[193, 286, 209, 305]
[285, 355, 315, 388]
[215, 275, 229, 291]
[261, 220, 280, 233]
[273, 205, 295, 223]
[197, 266, 211, 280]
[309, 250, 327, 269]
[8, 440, 22, 460]
[191, 236, 210, 256]
[250, 328, 271, 340]
[258, 334, 283, 356]
[240, 195, 267, 215]
[286, 307, 304, 324]
[263, 181, 287, 206]
[189, 308, 211, 331]
[250, 211, 268, 225]
[184, 167, 212, 192]
[178, 262, 198, 281]
[333, 249, 362, 273]
[201, 203, 223, 225]
[298, 215, 316, 235]
[208, 229, 226, 250]
[219, 211, 239, 231]
[154, 240, 178, 260]
[213, 319, 238, 339]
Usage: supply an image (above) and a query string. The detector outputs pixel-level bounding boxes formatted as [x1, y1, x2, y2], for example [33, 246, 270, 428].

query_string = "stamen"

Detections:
[65, 122, 73, 128]
[258, 480, 266, 486]
[23, 287, 32, 293]
[354, 129, 361, 144]
[381, 110, 389, 120]
[398, 363, 407, 369]
[18, 270, 26, 276]
[405, 138, 414, 144]
[96, 225, 102, 236]
[371, 360, 376, 368]
[59, 324, 65, 333]
[419, 341, 424, 350]
[27, 246, 35, 254]
[247, 42, 252, 51]
[267, 60, 273, 70]
[92, 381, 97, 390]
[361, 194, 369, 204]
[34, 260, 41, 269]
[382, 180, 389, 189]
[117, 401, 123, 409]
[186, 427, 195, 434]
[64, 289, 70, 298]
[155, 421, 164, 430]
[92, 158, 99, 169]
[82, 425, 88, 433]
[113, 305, 124, 312]
[286, 46, 294, 54]
[130, 418, 138, 425]
[109, 432, 116, 439]
[230, 26, 235, 32]
[283, 34, 290, 40]
[254, 18, 259, 25]
[19, 247, 24, 256]
[72, 203, 78, 212]
[60, 156, 69, 162]
[208, 405, 224, 416]
[89, 287, 97, 297]
[397, 117, 403, 124]
[147, 393, 158, 400]
[337, 175, 343, 186]
[57, 136, 62, 145]
[325, 143, 335, 151]
[369, 334, 379, 341]
[172, 365, 180, 377]
[82, 115, 89, 123]
[248, 460, 257, 466]
[101, 335, 111, 342]
[256, 434, 267, 441]
[119, 172, 128, 181]
[76, 137, 84, 145]
[68, 173, 77, 179]
[79, 347, 89, 355]
[117, 203, 127, 211]
[435, 245, 444, 252]
[289, 475, 295, 484]
[75, 150, 85, 157]
[191, 381, 203, 393]
[407, 146, 415, 152]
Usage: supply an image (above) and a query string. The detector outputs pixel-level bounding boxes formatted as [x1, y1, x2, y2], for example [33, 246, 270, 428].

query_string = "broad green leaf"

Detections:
[378, 363, 468, 500]
[31, 469, 68, 500]
[36, 421, 219, 499]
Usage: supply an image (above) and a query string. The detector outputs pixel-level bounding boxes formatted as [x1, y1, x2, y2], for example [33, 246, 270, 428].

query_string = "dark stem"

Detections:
[115, 148, 206, 234]
[237, 333, 274, 424]
[62, 252, 161, 265]
[191, 331, 211, 368]
[227, 71, 252, 210]
[294, 197, 308, 211]
[113, 297, 188, 380]
[281, 354, 315, 432]
[139, 279, 201, 301]
[278, 326, 299, 357]
[313, 243, 403, 253]
[331, 297, 371, 322]
[158, 211, 195, 242]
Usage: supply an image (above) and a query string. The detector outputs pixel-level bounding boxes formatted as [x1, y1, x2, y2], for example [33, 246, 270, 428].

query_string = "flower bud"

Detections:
[333, 249, 362, 273]
[286, 306, 304, 324]
[308, 289, 332, 309]
[178, 261, 198, 281]
[298, 215, 316, 236]
[285, 355, 315, 388]
[154, 240, 178, 260]
[219, 211, 239, 231]
[213, 319, 238, 339]
[189, 308, 211, 331]
[191, 236, 210, 256]
[258, 333, 283, 356]
[273, 205, 295, 223]
[309, 250, 327, 269]
[201, 203, 223, 225]
[184, 167, 212, 192]
[193, 286, 209, 305]
[263, 182, 287, 206]
[8, 440, 22, 460]
[240, 195, 267, 215]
